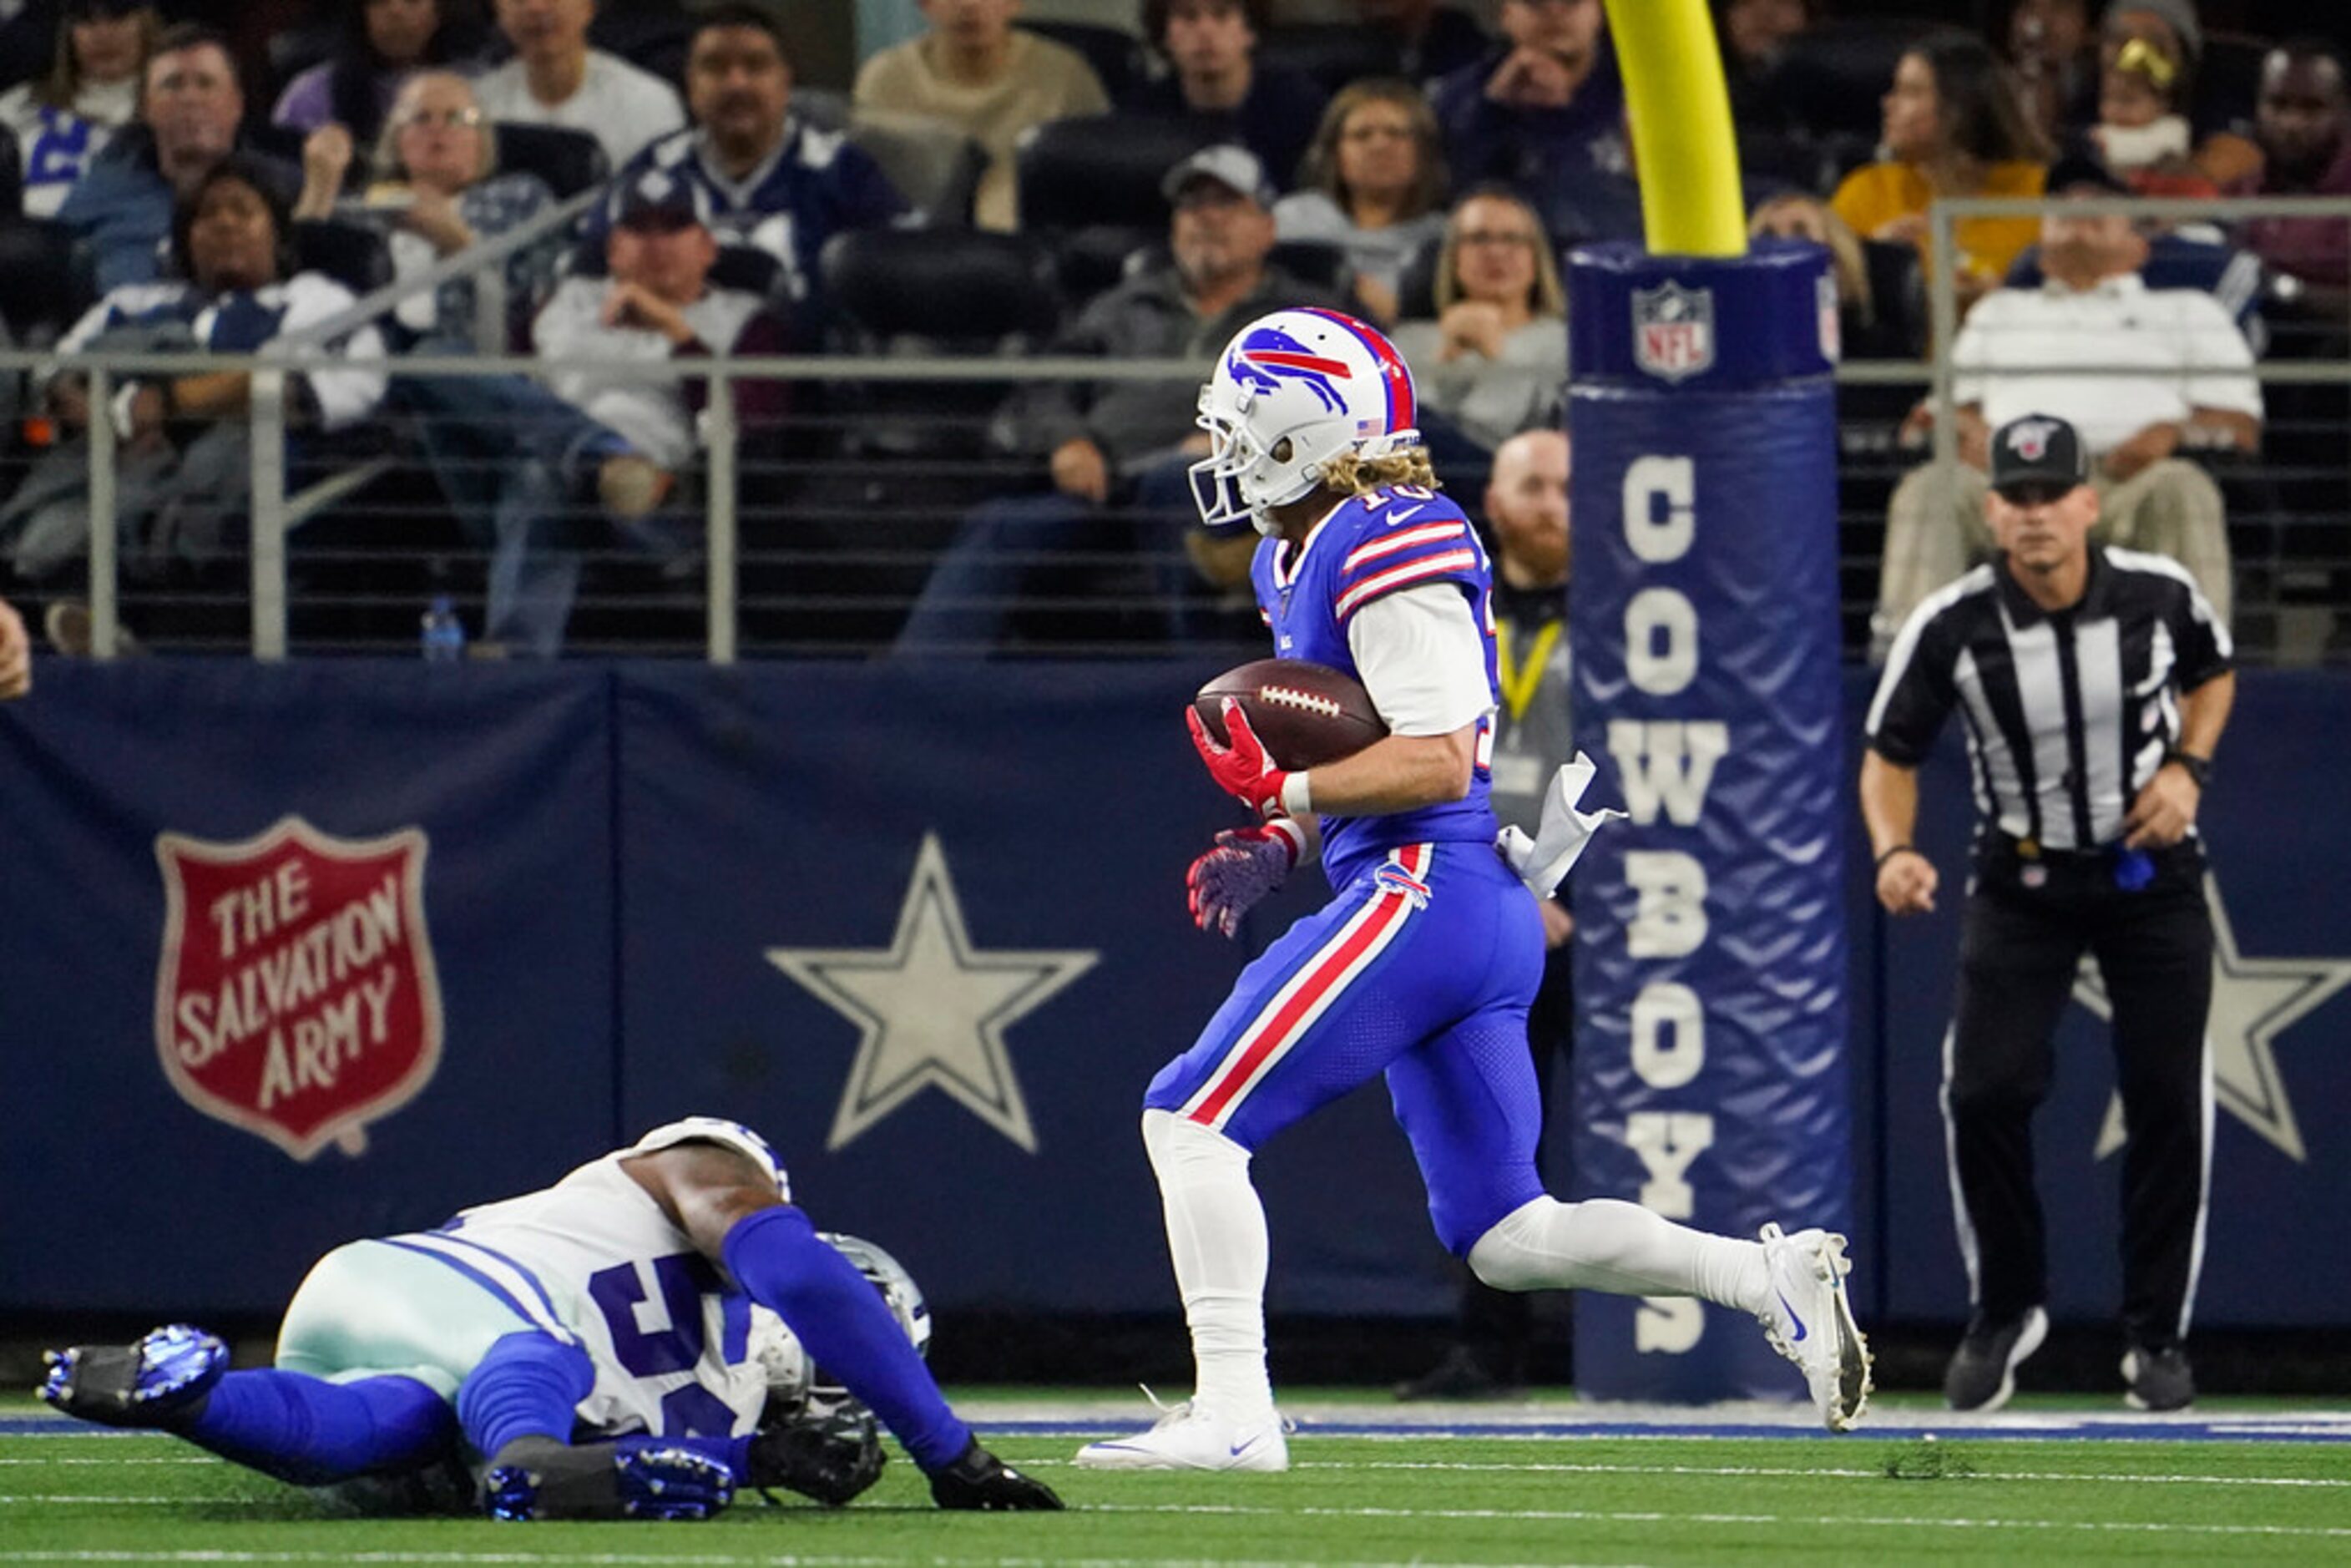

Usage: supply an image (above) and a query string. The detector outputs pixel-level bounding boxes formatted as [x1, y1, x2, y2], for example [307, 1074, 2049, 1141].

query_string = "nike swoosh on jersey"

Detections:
[1388, 503, 1427, 524]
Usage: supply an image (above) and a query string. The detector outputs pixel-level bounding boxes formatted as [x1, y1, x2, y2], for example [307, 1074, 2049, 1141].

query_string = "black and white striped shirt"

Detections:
[1866, 548, 2232, 851]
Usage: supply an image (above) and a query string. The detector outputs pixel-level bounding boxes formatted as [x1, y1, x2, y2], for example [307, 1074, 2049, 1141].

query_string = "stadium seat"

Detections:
[1256, 24, 1405, 97]
[291, 220, 393, 297]
[0, 216, 83, 346]
[821, 225, 1059, 354]
[846, 109, 988, 228]
[493, 123, 609, 201]
[1021, 21, 1146, 102]
[1014, 114, 1211, 233]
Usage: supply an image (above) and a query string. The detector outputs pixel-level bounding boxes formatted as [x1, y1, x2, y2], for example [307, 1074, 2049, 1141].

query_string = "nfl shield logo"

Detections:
[154, 816, 444, 1161]
[1632, 280, 1716, 383]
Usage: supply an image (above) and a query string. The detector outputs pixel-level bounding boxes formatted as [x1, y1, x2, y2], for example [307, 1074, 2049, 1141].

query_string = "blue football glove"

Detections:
[1186, 820, 1307, 938]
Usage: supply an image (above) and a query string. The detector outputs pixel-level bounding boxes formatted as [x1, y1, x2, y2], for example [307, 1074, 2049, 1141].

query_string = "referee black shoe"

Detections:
[1943, 1306, 2048, 1413]
[2121, 1344, 2196, 1412]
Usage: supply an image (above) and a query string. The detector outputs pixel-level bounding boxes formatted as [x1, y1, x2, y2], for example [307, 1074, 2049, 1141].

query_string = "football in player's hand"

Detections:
[1195, 659, 1387, 770]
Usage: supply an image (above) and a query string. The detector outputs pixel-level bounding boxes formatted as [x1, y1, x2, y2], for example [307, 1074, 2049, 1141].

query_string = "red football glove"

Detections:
[1186, 699, 1292, 821]
[1186, 821, 1307, 938]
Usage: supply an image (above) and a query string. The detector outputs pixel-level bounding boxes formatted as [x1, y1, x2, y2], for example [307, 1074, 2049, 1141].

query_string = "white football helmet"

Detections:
[1191, 306, 1423, 535]
[748, 1232, 932, 1418]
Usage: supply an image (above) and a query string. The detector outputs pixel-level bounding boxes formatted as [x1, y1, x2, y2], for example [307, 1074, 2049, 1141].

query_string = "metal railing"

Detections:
[0, 194, 2343, 664]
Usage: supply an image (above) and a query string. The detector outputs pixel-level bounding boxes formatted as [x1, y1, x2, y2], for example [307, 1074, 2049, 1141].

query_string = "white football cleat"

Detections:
[1073, 1399, 1289, 1472]
[1757, 1223, 1873, 1432]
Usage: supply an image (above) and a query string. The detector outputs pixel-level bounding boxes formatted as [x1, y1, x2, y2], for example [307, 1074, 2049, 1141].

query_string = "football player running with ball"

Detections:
[1076, 309, 1870, 1472]
[40, 1119, 1059, 1519]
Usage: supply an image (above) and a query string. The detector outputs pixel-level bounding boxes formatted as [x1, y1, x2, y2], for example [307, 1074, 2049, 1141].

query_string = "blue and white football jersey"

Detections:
[373, 1119, 787, 1439]
[1249, 484, 1502, 891]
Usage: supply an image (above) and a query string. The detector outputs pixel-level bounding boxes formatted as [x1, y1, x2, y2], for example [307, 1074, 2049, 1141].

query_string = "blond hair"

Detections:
[1320, 448, 1440, 495]
[374, 71, 496, 185]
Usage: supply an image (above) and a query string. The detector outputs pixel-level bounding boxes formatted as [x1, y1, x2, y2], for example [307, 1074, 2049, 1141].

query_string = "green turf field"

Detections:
[7, 1393, 2349, 1565]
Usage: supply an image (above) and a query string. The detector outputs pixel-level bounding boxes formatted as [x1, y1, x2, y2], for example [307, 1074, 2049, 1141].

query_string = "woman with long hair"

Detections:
[1272, 78, 1449, 324]
[1387, 187, 1567, 450]
[0, 0, 157, 217]
[1829, 33, 2052, 309]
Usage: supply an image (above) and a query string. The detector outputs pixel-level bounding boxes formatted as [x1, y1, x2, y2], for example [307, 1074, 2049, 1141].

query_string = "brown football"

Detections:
[1195, 658, 1388, 770]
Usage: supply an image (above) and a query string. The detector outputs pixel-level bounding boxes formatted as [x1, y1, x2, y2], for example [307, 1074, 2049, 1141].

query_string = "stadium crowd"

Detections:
[0, 0, 2342, 658]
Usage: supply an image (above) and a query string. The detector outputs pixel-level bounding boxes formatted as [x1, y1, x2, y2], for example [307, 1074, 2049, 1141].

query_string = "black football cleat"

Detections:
[39, 1324, 227, 1429]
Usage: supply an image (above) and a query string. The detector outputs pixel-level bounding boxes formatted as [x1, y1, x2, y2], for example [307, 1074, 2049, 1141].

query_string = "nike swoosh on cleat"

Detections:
[1777, 1291, 1807, 1342]
[1229, 1437, 1259, 1457]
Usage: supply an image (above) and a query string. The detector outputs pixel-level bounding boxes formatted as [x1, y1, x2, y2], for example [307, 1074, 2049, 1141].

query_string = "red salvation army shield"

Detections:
[154, 817, 444, 1161]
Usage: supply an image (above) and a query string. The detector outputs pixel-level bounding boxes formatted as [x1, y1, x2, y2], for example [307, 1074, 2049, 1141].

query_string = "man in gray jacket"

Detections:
[893, 144, 1345, 655]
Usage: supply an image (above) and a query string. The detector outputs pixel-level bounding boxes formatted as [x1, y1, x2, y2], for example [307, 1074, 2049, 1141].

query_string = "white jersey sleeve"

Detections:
[1347, 581, 1494, 736]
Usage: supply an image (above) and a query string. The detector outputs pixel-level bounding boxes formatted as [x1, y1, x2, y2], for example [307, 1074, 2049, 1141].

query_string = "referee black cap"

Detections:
[1990, 413, 2090, 499]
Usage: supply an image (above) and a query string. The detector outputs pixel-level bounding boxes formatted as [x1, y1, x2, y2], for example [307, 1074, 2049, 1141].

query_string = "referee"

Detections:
[1860, 412, 2235, 1414]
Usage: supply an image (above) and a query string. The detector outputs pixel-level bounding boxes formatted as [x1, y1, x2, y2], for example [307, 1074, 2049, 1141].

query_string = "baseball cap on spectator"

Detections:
[1161, 144, 1275, 208]
[612, 169, 710, 231]
[2103, 0, 2202, 67]
[1990, 413, 2091, 498]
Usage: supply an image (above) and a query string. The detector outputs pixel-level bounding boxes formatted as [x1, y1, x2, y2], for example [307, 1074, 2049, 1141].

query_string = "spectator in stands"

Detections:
[1830, 34, 2050, 316]
[2009, 0, 2096, 145]
[1877, 169, 2257, 647]
[853, 0, 1109, 231]
[405, 169, 787, 656]
[57, 23, 296, 294]
[893, 144, 1344, 654]
[1345, 0, 1489, 84]
[292, 71, 556, 348]
[0, 599, 27, 697]
[271, 0, 482, 148]
[2231, 40, 2351, 320]
[0, 0, 155, 219]
[1751, 191, 1922, 360]
[594, 4, 907, 314]
[1387, 188, 1564, 451]
[1272, 78, 1447, 323]
[2, 156, 387, 606]
[2086, 2, 2257, 188]
[1428, 0, 1638, 246]
[1716, 0, 1812, 134]
[473, 0, 685, 173]
[2083, 18, 2216, 195]
[1125, 0, 1327, 191]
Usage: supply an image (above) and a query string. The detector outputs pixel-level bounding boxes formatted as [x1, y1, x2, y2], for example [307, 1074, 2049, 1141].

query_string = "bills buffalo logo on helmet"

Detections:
[154, 816, 444, 1161]
[2006, 418, 2061, 461]
[1226, 324, 1352, 413]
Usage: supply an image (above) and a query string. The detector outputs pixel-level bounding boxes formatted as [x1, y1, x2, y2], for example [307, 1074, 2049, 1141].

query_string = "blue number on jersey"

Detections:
[587, 1252, 753, 1414]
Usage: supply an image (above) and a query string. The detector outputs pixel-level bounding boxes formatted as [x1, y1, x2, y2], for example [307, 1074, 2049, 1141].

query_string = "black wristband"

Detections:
[1874, 844, 1921, 871]
[2165, 749, 2212, 790]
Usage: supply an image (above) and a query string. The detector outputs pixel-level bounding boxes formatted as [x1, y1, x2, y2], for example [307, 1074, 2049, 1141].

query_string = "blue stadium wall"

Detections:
[3, 660, 2348, 1332]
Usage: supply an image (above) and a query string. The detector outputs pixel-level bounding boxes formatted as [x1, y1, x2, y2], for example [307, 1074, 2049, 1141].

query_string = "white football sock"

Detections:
[1466, 1196, 1768, 1315]
[1141, 1108, 1277, 1423]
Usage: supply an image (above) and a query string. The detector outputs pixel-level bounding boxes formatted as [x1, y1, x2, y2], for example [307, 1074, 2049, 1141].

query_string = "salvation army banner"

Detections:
[3, 660, 2348, 1330]
[0, 660, 617, 1314]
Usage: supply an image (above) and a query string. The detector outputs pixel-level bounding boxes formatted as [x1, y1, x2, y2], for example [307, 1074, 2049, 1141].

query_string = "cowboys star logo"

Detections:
[767, 834, 1097, 1153]
[2075, 875, 2351, 1162]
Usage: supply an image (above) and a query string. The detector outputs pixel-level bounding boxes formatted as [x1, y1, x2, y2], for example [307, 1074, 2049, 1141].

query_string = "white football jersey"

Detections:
[383, 1118, 790, 1439]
